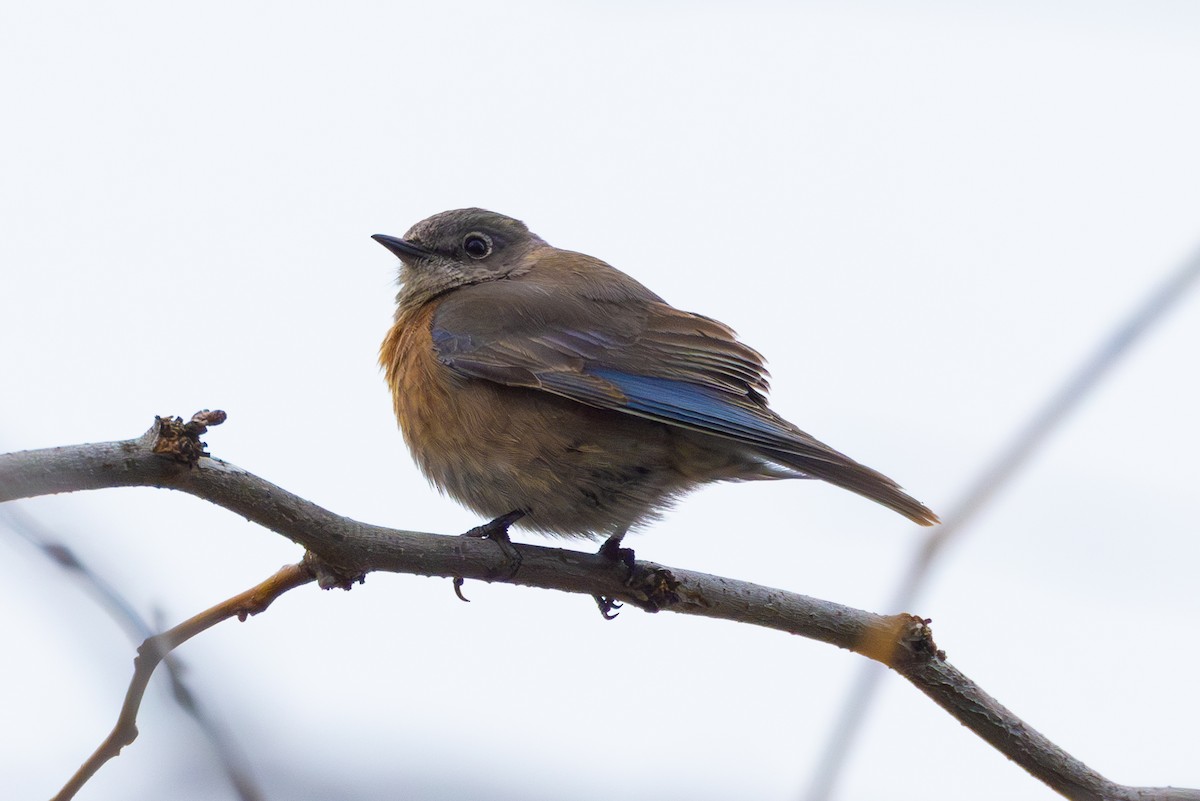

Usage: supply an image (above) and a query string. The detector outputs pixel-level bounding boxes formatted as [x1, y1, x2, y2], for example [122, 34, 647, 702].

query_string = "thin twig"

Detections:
[0, 505, 266, 801]
[1, 415, 1197, 801]
[804, 242, 1200, 801]
[51, 561, 316, 801]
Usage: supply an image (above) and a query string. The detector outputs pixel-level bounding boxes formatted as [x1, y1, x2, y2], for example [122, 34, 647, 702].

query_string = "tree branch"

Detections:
[0, 504, 266, 801]
[2, 412, 1195, 801]
[52, 561, 314, 801]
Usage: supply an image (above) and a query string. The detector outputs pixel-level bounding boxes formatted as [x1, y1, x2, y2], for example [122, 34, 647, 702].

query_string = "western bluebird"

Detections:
[375, 208, 937, 552]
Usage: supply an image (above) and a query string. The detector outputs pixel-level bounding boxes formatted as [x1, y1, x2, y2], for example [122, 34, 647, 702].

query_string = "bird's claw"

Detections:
[593, 595, 623, 620]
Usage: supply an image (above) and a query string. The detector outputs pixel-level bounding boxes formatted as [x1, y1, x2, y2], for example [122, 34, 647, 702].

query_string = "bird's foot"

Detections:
[597, 534, 636, 573]
[592, 532, 637, 620]
[453, 510, 526, 600]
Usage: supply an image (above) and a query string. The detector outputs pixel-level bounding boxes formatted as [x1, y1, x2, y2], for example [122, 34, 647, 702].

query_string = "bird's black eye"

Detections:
[463, 232, 492, 259]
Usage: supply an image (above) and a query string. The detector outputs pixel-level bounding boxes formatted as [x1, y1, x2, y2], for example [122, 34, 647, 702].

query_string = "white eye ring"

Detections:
[462, 232, 493, 259]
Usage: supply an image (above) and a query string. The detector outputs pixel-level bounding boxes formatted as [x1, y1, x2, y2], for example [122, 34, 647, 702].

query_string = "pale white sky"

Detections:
[2, 2, 1199, 800]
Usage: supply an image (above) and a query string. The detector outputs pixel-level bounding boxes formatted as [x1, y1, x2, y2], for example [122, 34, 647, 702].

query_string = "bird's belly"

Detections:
[399, 374, 697, 538]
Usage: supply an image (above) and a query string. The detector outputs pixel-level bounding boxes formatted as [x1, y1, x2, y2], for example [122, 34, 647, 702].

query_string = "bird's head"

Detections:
[373, 208, 546, 311]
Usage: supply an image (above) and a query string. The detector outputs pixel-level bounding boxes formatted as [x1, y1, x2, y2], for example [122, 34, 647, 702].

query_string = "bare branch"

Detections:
[2, 413, 1196, 801]
[51, 561, 315, 801]
[0, 505, 265, 801]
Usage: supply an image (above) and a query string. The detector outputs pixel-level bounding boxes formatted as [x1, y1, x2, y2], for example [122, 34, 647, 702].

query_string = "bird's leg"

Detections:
[463, 509, 526, 545]
[593, 526, 635, 620]
[454, 510, 526, 600]
[597, 527, 636, 571]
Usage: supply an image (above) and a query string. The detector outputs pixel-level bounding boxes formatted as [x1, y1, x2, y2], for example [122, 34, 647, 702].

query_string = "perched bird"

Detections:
[375, 208, 937, 552]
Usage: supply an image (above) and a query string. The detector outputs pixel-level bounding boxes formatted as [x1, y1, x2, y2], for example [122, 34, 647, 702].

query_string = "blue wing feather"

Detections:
[584, 368, 790, 447]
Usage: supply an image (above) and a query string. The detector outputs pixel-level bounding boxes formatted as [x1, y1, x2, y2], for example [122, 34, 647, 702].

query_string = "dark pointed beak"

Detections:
[372, 233, 431, 260]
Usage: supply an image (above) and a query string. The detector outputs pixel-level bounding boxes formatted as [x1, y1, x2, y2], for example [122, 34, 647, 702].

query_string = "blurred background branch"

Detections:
[805, 240, 1200, 801]
[0, 504, 265, 801]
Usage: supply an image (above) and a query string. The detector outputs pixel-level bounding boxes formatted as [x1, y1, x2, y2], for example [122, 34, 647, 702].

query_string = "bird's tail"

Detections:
[760, 441, 940, 526]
